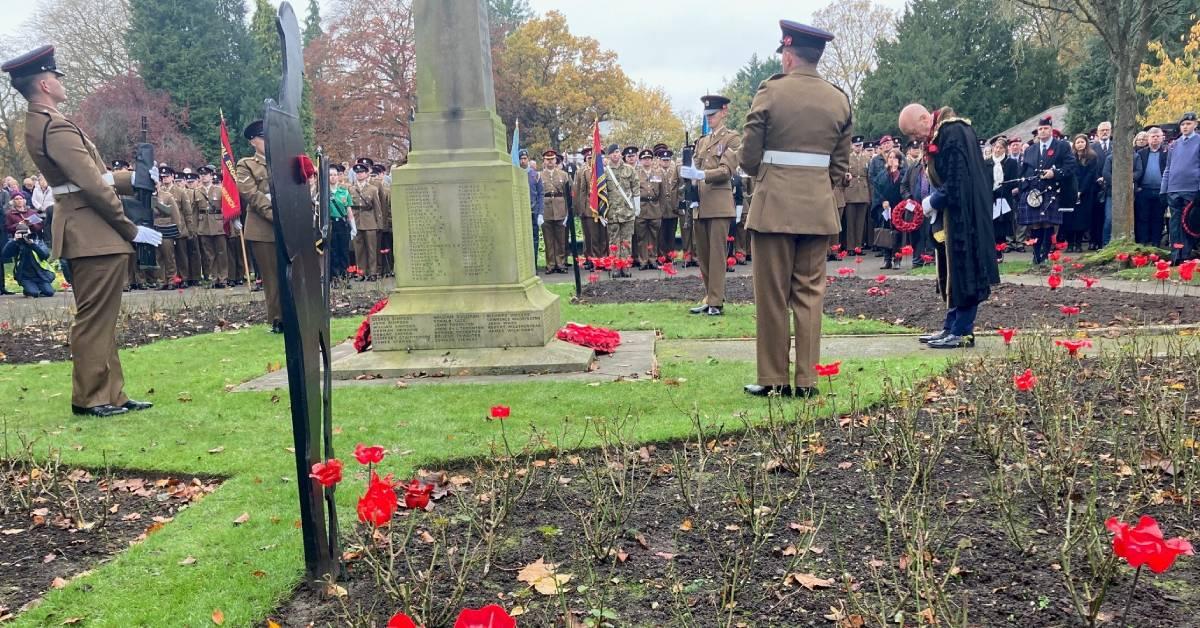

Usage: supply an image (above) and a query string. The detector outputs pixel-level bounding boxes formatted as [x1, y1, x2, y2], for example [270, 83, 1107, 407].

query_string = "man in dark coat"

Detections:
[1019, 116, 1076, 264]
[899, 103, 1000, 349]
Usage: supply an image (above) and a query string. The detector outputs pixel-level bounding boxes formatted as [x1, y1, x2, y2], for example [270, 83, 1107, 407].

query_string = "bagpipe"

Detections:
[1000, 173, 1063, 215]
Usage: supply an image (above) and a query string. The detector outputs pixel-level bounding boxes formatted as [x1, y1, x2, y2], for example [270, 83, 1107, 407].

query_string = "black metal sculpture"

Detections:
[263, 1, 338, 585]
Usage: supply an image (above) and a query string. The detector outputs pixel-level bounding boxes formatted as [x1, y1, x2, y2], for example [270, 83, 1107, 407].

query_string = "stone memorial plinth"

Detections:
[331, 0, 592, 378]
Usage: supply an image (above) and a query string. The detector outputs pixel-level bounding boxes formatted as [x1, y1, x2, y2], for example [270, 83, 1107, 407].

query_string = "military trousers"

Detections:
[843, 202, 869, 251]
[199, 235, 229, 283]
[181, 236, 202, 281]
[543, 219, 567, 270]
[155, 237, 180, 284]
[681, 214, 697, 260]
[750, 232, 827, 389]
[68, 253, 130, 408]
[734, 217, 750, 257]
[607, 219, 634, 261]
[250, 240, 282, 324]
[660, 216, 679, 256]
[830, 204, 846, 255]
[634, 217, 661, 265]
[353, 229, 380, 277]
[228, 234, 247, 283]
[694, 217, 733, 307]
[582, 212, 608, 259]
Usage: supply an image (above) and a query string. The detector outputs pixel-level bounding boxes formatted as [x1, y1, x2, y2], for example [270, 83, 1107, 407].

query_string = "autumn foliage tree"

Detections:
[1138, 20, 1200, 125]
[495, 11, 630, 153]
[306, 0, 415, 163]
[75, 73, 203, 167]
[608, 84, 685, 149]
[812, 0, 898, 106]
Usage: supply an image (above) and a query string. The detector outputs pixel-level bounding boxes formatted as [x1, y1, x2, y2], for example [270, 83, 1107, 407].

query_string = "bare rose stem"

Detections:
[1122, 564, 1142, 628]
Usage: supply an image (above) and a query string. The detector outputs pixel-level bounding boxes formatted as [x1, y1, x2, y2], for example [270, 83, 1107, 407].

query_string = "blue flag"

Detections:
[510, 120, 521, 166]
[701, 115, 710, 136]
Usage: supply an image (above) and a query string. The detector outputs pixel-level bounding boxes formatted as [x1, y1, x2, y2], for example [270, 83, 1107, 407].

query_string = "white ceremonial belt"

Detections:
[762, 150, 830, 167]
[52, 173, 114, 195]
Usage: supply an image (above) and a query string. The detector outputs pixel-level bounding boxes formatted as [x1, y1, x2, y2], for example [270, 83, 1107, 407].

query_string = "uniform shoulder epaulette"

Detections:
[757, 74, 786, 91]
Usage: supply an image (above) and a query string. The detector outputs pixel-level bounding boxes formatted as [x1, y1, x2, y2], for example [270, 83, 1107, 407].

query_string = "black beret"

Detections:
[1180, 112, 1197, 123]
[606, 143, 620, 155]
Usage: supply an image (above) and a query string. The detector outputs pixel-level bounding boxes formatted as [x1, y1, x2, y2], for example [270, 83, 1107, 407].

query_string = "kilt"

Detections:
[1016, 182, 1063, 226]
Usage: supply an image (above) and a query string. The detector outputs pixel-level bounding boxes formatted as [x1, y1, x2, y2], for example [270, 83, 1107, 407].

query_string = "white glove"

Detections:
[350, 223, 358, 240]
[634, 196, 641, 218]
[537, 214, 545, 226]
[689, 202, 699, 209]
[133, 226, 163, 247]
[232, 219, 243, 232]
[680, 166, 705, 181]
[562, 217, 568, 226]
[264, 193, 272, 202]
[921, 196, 934, 217]
[735, 205, 743, 222]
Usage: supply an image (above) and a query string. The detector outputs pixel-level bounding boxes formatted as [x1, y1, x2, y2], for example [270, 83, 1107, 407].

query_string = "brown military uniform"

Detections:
[843, 149, 872, 250]
[236, 153, 282, 324]
[539, 167, 571, 271]
[376, 177, 394, 276]
[349, 181, 382, 278]
[658, 160, 681, 256]
[179, 184, 202, 283]
[740, 66, 853, 389]
[153, 187, 186, 284]
[195, 183, 229, 284]
[694, 124, 740, 307]
[23, 102, 139, 409]
[634, 166, 664, 266]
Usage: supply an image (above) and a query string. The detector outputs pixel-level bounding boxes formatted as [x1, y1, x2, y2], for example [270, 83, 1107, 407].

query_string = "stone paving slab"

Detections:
[234, 331, 658, 391]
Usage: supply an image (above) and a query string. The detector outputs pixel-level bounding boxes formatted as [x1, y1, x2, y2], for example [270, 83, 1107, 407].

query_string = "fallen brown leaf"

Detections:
[786, 572, 834, 590]
[211, 608, 224, 625]
[179, 556, 197, 566]
[516, 558, 573, 595]
[233, 512, 250, 525]
[51, 577, 69, 589]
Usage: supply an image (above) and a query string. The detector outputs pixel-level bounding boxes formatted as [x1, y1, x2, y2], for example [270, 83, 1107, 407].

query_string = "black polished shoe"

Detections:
[918, 330, 949, 344]
[928, 333, 975, 349]
[270, 321, 284, 334]
[688, 304, 710, 314]
[71, 404, 129, 418]
[793, 386, 820, 398]
[704, 306, 723, 316]
[744, 384, 793, 397]
[122, 399, 153, 412]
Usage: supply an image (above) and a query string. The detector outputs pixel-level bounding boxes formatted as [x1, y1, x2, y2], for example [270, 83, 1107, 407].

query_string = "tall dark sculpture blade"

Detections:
[263, 1, 338, 585]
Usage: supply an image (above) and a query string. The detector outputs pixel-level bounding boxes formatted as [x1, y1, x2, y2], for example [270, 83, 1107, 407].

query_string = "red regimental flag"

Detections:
[219, 115, 242, 222]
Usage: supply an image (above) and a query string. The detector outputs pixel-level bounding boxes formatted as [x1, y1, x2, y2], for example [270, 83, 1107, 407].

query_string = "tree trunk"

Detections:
[1109, 56, 1138, 241]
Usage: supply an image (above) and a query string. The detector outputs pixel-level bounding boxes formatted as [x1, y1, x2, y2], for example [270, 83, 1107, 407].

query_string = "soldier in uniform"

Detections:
[539, 149, 571, 273]
[656, 148, 680, 256]
[573, 147, 605, 266]
[235, 119, 282, 332]
[604, 144, 639, 274]
[154, 166, 185, 288]
[680, 94, 740, 316]
[370, 163, 394, 277]
[634, 149, 663, 268]
[739, 21, 852, 397]
[178, 169, 202, 286]
[4, 45, 160, 417]
[349, 159, 383, 280]
[843, 136, 871, 253]
[195, 165, 229, 288]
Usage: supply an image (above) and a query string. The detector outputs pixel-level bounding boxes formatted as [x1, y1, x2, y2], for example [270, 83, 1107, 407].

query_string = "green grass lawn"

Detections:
[2, 306, 946, 626]
[550, 283, 915, 337]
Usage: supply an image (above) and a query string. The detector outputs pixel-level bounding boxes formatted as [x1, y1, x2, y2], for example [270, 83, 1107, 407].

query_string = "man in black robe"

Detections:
[899, 104, 1000, 349]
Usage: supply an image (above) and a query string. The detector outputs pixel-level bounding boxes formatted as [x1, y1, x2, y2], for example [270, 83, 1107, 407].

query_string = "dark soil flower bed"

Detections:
[271, 347, 1200, 627]
[577, 276, 1200, 332]
[0, 463, 221, 617]
[0, 287, 388, 365]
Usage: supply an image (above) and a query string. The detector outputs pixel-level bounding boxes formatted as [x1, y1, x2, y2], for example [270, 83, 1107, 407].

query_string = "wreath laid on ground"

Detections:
[556, 323, 621, 354]
[890, 198, 924, 233]
[353, 298, 390, 353]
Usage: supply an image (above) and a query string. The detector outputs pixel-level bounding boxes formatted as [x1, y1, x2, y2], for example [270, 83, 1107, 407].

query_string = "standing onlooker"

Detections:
[985, 136, 1019, 261]
[31, 174, 53, 217]
[328, 164, 353, 279]
[1132, 127, 1168, 246]
[872, 148, 905, 269]
[1063, 134, 1099, 252]
[843, 136, 871, 253]
[1162, 112, 1199, 265]
[901, 147, 935, 263]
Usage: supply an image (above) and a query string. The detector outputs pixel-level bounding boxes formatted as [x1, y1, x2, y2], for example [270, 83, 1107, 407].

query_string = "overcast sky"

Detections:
[3, 0, 909, 116]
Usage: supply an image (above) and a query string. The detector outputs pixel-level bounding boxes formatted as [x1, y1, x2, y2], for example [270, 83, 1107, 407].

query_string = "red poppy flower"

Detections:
[1154, 269, 1170, 281]
[1106, 515, 1194, 573]
[308, 459, 343, 488]
[353, 444, 386, 465]
[1013, 369, 1037, 391]
[1071, 263, 1085, 270]
[831, 244, 842, 252]
[454, 605, 517, 628]
[854, 257, 864, 264]
[489, 405, 510, 420]
[837, 267, 855, 276]
[1082, 276, 1098, 288]
[1132, 254, 1148, 268]
[1055, 338, 1092, 356]
[1025, 238, 1039, 246]
[1116, 253, 1130, 262]
[1047, 274, 1062, 290]
[726, 256, 737, 267]
[1049, 251, 1061, 262]
[683, 251, 693, 261]
[900, 245, 913, 256]
[838, 250, 849, 259]
[735, 251, 747, 262]
[854, 247, 863, 255]
[661, 263, 678, 276]
[814, 361, 841, 377]
[403, 479, 434, 510]
[1062, 256, 1072, 263]
[1149, 253, 1159, 262]
[921, 253, 935, 263]
[998, 327, 1016, 345]
[1155, 260, 1170, 271]
[388, 613, 417, 628]
[926, 143, 938, 155]
[1060, 305, 1080, 316]
[1045, 148, 1054, 156]
[587, 272, 600, 284]
[866, 286, 890, 297]
[557, 323, 621, 353]
[1052, 264, 1064, 273]
[893, 252, 903, 259]
[609, 244, 618, 253]
[1179, 260, 1198, 281]
[727, 236, 735, 243]
[874, 274, 888, 283]
[353, 297, 390, 353]
[995, 242, 1008, 253]
[1054, 241, 1068, 251]
[657, 256, 667, 264]
[357, 472, 398, 527]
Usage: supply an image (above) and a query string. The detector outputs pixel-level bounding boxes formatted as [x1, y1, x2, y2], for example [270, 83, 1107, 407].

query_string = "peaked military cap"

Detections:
[158, 165, 176, 177]
[197, 164, 216, 175]
[370, 163, 386, 174]
[776, 21, 834, 54]
[988, 134, 1007, 145]
[907, 140, 922, 150]
[185, 172, 199, 181]
[579, 147, 593, 157]
[355, 157, 374, 168]
[851, 135, 864, 144]
[330, 163, 346, 173]
[652, 143, 669, 152]
[352, 163, 369, 173]
[110, 159, 130, 170]
[701, 94, 730, 115]
[657, 149, 674, 159]
[1180, 112, 1197, 123]
[622, 146, 639, 157]
[542, 149, 558, 158]
[863, 141, 878, 149]
[243, 119, 264, 140]
[639, 149, 654, 159]
[1, 45, 65, 79]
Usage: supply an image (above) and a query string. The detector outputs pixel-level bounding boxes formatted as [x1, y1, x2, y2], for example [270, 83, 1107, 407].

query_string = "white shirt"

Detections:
[31, 185, 54, 211]
[992, 157, 1004, 190]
